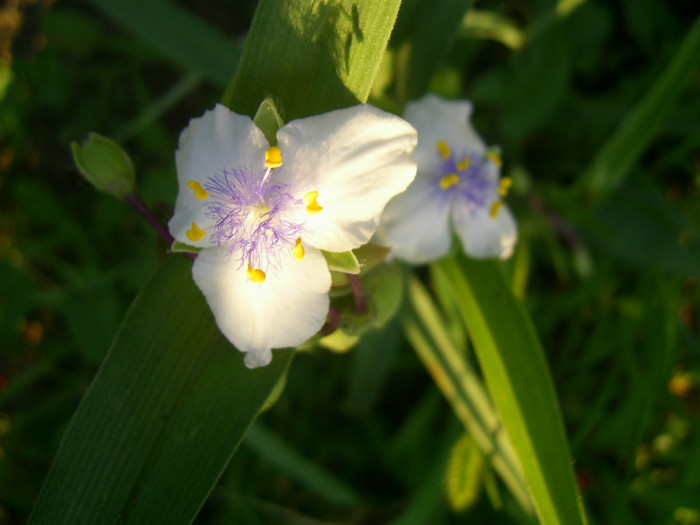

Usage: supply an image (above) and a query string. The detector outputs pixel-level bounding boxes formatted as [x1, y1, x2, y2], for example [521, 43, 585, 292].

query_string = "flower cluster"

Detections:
[171, 95, 517, 367]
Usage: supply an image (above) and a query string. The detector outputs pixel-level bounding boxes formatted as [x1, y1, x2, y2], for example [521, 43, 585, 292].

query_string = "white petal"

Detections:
[404, 94, 486, 172]
[169, 104, 269, 247]
[192, 246, 332, 368]
[378, 174, 453, 264]
[452, 201, 518, 260]
[276, 105, 417, 252]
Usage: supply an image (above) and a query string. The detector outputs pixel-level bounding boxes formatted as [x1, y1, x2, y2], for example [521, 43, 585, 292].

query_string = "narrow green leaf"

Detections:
[243, 422, 363, 506]
[85, 0, 243, 87]
[323, 250, 361, 274]
[403, 276, 532, 513]
[114, 72, 202, 142]
[395, 0, 475, 103]
[29, 257, 293, 524]
[225, 0, 403, 119]
[575, 15, 700, 199]
[436, 255, 587, 525]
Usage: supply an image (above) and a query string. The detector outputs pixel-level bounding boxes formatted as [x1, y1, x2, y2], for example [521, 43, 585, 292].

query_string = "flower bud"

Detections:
[71, 133, 136, 199]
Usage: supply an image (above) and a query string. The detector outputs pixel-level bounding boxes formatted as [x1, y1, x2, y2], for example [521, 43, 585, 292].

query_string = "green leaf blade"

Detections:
[29, 257, 293, 524]
[436, 255, 587, 525]
[226, 0, 403, 118]
[576, 14, 700, 199]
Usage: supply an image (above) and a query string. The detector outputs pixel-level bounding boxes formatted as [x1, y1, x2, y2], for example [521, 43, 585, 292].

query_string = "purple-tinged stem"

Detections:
[125, 193, 196, 259]
[347, 274, 368, 315]
[323, 305, 342, 334]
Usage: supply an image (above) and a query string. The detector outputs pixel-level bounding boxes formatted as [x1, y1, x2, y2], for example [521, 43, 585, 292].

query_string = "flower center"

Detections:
[434, 140, 511, 217]
[203, 166, 305, 281]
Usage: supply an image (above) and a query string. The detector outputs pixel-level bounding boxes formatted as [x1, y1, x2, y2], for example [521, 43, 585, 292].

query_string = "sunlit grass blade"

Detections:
[435, 255, 587, 525]
[225, 0, 403, 119]
[85, 0, 243, 87]
[403, 274, 533, 513]
[29, 257, 293, 524]
[574, 14, 700, 199]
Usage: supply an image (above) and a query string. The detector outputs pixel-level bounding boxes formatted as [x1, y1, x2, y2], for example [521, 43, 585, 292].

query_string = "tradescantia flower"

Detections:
[378, 94, 517, 263]
[169, 104, 417, 368]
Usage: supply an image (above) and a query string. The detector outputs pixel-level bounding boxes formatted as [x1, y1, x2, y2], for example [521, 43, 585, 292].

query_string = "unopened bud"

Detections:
[71, 133, 136, 199]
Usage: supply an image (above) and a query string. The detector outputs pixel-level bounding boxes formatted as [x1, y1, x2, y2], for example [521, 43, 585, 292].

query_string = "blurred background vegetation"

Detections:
[1, 0, 699, 523]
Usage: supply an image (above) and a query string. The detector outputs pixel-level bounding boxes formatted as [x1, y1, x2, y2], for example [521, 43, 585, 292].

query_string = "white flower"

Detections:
[378, 94, 517, 264]
[169, 104, 417, 368]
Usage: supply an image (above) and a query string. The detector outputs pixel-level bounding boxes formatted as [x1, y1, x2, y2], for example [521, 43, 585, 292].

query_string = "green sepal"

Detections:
[322, 250, 361, 274]
[321, 263, 405, 352]
[328, 244, 392, 296]
[253, 98, 285, 147]
[363, 262, 404, 329]
[354, 243, 391, 273]
[170, 240, 202, 254]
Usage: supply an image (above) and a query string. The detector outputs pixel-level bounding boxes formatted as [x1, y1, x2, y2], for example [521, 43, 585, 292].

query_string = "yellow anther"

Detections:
[456, 158, 471, 171]
[247, 264, 266, 283]
[436, 140, 451, 159]
[439, 173, 461, 190]
[490, 201, 504, 218]
[187, 180, 208, 200]
[303, 190, 323, 215]
[186, 222, 206, 242]
[488, 151, 503, 168]
[499, 177, 513, 197]
[293, 237, 305, 260]
[265, 146, 283, 168]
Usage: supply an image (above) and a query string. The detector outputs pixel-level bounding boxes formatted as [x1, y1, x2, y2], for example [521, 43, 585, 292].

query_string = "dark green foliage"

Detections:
[1, 0, 698, 523]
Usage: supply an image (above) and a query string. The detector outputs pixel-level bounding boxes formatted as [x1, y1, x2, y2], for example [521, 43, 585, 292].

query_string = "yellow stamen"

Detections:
[490, 201, 504, 218]
[293, 237, 305, 260]
[187, 180, 208, 200]
[303, 190, 323, 215]
[499, 177, 513, 196]
[186, 222, 206, 242]
[247, 264, 266, 283]
[436, 140, 451, 159]
[439, 173, 460, 190]
[265, 146, 283, 168]
[456, 157, 471, 171]
[488, 150, 503, 168]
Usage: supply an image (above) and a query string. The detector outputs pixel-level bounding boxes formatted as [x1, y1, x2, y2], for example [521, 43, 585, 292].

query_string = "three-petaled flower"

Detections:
[379, 94, 517, 263]
[169, 104, 417, 368]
